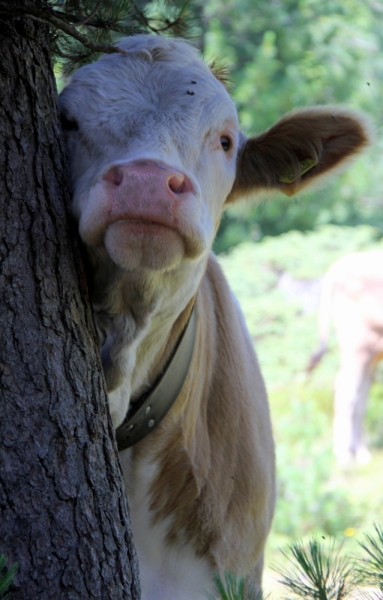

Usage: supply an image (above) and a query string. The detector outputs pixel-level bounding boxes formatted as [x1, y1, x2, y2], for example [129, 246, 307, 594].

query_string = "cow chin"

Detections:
[104, 220, 185, 271]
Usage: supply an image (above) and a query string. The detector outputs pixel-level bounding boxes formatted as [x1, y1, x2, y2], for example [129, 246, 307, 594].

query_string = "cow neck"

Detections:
[116, 305, 197, 450]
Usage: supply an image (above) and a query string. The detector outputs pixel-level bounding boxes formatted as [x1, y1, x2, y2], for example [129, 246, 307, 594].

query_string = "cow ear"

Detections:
[227, 107, 371, 202]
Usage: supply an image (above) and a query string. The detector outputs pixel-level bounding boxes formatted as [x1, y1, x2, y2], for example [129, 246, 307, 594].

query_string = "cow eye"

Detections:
[60, 113, 79, 132]
[220, 136, 231, 152]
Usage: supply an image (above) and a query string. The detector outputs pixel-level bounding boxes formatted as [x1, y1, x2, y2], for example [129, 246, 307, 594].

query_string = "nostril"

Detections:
[168, 173, 193, 194]
[103, 166, 123, 186]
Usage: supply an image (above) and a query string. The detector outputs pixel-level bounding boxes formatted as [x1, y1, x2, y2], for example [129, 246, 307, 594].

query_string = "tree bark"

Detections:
[0, 3, 140, 599]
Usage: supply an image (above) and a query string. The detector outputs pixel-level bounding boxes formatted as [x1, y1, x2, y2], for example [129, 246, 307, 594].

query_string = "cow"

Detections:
[308, 250, 383, 469]
[58, 34, 370, 599]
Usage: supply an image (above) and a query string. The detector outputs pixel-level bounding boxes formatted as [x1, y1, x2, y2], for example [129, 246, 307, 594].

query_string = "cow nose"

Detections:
[167, 172, 190, 194]
[102, 166, 124, 186]
[102, 161, 194, 195]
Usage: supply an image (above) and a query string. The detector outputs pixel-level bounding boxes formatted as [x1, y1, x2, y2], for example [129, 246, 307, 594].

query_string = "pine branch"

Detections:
[76, 0, 102, 25]
[354, 524, 383, 591]
[132, 1, 185, 34]
[0, 0, 196, 73]
[0, 3, 125, 55]
[49, 6, 134, 32]
[275, 537, 353, 600]
[204, 572, 264, 600]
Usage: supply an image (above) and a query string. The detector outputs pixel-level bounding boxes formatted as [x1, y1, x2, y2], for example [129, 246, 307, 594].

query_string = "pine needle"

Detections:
[0, 0, 196, 75]
[275, 537, 353, 600]
[354, 524, 383, 592]
[0, 554, 18, 599]
[204, 571, 264, 600]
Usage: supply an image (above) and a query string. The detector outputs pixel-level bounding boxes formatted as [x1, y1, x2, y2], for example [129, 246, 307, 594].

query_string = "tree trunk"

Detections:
[0, 4, 140, 599]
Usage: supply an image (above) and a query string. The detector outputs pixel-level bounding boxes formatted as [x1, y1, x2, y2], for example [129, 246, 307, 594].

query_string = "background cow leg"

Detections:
[333, 348, 373, 467]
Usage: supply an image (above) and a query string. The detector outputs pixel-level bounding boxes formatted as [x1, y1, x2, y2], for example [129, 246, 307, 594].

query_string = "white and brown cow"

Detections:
[58, 34, 370, 599]
[308, 250, 383, 468]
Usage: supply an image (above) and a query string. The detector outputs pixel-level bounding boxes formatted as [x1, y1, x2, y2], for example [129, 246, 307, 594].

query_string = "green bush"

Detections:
[273, 394, 363, 538]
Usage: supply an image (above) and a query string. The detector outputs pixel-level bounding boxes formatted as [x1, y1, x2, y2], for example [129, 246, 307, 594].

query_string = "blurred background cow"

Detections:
[308, 251, 383, 467]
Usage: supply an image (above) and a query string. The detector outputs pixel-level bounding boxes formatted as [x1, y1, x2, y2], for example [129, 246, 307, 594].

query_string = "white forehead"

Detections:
[59, 34, 238, 135]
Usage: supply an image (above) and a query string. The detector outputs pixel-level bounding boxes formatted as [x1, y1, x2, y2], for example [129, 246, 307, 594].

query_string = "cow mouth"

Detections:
[103, 213, 204, 270]
[104, 216, 187, 271]
[78, 185, 209, 264]
[108, 216, 179, 235]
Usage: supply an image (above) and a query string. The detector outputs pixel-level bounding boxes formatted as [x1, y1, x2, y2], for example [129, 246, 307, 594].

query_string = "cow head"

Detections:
[59, 34, 370, 278]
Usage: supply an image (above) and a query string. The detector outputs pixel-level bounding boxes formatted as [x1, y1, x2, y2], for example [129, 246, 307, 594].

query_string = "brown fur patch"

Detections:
[227, 107, 371, 202]
[132, 256, 275, 582]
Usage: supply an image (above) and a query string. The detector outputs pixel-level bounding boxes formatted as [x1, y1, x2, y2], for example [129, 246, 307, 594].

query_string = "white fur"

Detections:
[120, 451, 214, 600]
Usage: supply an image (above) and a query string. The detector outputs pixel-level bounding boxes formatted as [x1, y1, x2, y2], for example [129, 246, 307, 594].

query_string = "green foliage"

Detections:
[1, 0, 197, 76]
[205, 572, 262, 600]
[367, 366, 383, 449]
[0, 554, 17, 600]
[49, 0, 197, 73]
[204, 527, 383, 599]
[207, 0, 383, 123]
[49, 0, 143, 73]
[203, 0, 383, 250]
[275, 528, 383, 599]
[273, 392, 363, 538]
[53, 0, 200, 75]
[276, 538, 353, 600]
[354, 524, 383, 592]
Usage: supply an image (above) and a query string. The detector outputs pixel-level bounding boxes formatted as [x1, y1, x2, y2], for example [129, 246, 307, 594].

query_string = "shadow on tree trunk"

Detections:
[0, 4, 140, 598]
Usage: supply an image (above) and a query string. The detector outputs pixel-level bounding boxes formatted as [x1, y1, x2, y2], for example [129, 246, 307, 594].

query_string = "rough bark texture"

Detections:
[0, 3, 141, 599]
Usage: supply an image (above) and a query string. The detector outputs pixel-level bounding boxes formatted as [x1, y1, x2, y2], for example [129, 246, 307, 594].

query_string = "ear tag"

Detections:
[279, 158, 317, 184]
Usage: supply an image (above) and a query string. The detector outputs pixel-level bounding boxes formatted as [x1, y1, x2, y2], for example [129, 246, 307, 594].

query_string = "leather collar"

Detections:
[116, 307, 197, 450]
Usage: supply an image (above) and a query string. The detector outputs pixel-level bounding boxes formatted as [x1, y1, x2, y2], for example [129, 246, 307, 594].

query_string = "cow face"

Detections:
[59, 35, 240, 276]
